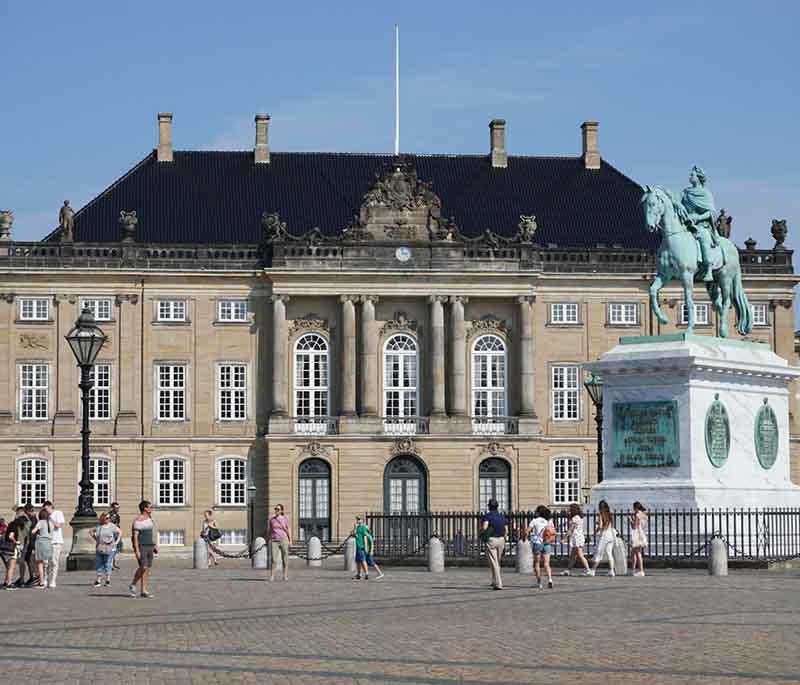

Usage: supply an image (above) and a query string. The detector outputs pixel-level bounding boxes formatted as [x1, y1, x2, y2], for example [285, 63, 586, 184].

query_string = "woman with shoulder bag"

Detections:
[91, 512, 122, 587]
[202, 510, 221, 567]
[32, 509, 53, 589]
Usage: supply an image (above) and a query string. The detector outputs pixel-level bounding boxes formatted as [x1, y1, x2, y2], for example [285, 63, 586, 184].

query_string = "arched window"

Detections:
[552, 457, 581, 504]
[89, 456, 111, 508]
[294, 333, 329, 434]
[383, 334, 419, 434]
[384, 456, 427, 514]
[18, 457, 48, 506]
[471, 335, 507, 434]
[479, 458, 511, 512]
[298, 458, 331, 542]
[155, 457, 188, 506]
[217, 457, 247, 506]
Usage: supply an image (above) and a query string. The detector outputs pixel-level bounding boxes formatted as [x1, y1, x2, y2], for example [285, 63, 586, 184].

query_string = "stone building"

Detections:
[0, 114, 796, 550]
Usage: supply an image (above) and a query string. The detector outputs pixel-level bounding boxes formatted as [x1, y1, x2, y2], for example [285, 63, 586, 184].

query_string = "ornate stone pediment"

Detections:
[362, 158, 440, 212]
[300, 441, 332, 459]
[379, 311, 418, 337]
[479, 442, 508, 459]
[289, 313, 329, 336]
[19, 333, 48, 350]
[390, 437, 420, 458]
[468, 314, 509, 339]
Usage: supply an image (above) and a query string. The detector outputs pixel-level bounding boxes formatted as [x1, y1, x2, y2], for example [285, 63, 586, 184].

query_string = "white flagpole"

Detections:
[394, 24, 400, 156]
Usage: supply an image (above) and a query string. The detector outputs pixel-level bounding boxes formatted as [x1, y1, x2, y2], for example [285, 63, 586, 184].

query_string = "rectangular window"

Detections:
[19, 298, 49, 321]
[752, 303, 768, 327]
[608, 303, 638, 325]
[157, 365, 186, 420]
[19, 458, 48, 507]
[550, 303, 579, 324]
[90, 458, 111, 507]
[158, 530, 186, 546]
[157, 300, 186, 322]
[218, 458, 246, 505]
[680, 303, 710, 325]
[218, 364, 247, 421]
[218, 300, 248, 322]
[551, 365, 579, 421]
[157, 458, 186, 505]
[220, 529, 247, 545]
[19, 364, 48, 420]
[88, 364, 111, 419]
[81, 298, 113, 321]
[553, 458, 580, 504]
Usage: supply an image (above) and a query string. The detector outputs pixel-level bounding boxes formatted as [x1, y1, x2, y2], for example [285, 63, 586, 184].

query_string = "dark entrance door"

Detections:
[298, 458, 331, 542]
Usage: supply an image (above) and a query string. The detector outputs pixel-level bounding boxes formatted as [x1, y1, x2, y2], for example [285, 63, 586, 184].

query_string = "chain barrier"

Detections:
[294, 535, 353, 562]
[205, 538, 269, 560]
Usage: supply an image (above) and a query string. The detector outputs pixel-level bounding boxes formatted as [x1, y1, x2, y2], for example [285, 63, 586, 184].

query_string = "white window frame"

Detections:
[471, 334, 507, 434]
[88, 456, 112, 508]
[154, 457, 189, 507]
[19, 363, 49, 420]
[752, 303, 769, 327]
[19, 297, 49, 322]
[550, 302, 580, 325]
[156, 300, 187, 322]
[552, 456, 581, 505]
[87, 363, 112, 420]
[216, 363, 247, 421]
[608, 302, 639, 326]
[217, 299, 249, 323]
[220, 529, 247, 545]
[551, 365, 580, 421]
[155, 364, 187, 421]
[680, 302, 710, 325]
[81, 297, 113, 322]
[293, 333, 330, 434]
[383, 334, 420, 435]
[216, 456, 247, 506]
[158, 530, 186, 546]
[17, 456, 49, 507]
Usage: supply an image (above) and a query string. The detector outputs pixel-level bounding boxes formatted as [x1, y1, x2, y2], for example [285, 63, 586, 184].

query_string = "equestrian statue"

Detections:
[641, 166, 752, 337]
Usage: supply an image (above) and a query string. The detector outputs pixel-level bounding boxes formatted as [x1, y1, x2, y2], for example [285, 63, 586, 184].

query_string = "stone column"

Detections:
[53, 295, 77, 434]
[115, 294, 140, 435]
[429, 295, 447, 418]
[448, 296, 468, 417]
[360, 295, 379, 417]
[340, 295, 357, 417]
[270, 294, 290, 418]
[518, 296, 539, 434]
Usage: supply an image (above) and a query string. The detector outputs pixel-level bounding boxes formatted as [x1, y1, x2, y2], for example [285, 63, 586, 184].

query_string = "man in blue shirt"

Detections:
[481, 499, 508, 590]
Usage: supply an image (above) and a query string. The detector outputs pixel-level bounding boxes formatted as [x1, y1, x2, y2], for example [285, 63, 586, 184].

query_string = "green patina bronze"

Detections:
[641, 167, 752, 338]
[613, 400, 679, 467]
[705, 394, 730, 468]
[754, 399, 779, 469]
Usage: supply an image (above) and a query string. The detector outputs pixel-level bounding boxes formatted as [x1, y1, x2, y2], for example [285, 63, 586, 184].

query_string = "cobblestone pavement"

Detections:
[0, 558, 799, 684]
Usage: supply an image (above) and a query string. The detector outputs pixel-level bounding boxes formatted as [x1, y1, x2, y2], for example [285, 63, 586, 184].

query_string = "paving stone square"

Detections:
[1, 558, 799, 684]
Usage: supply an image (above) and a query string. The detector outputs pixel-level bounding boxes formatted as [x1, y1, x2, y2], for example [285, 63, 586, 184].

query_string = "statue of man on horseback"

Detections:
[641, 167, 752, 338]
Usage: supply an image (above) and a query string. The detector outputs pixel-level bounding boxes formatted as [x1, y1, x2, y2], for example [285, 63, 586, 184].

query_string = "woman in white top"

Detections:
[561, 503, 593, 576]
[591, 500, 617, 577]
[32, 509, 53, 589]
[629, 501, 648, 576]
[201, 510, 220, 567]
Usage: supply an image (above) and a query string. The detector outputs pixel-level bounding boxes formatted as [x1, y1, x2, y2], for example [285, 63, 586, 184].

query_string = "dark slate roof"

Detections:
[54, 150, 655, 249]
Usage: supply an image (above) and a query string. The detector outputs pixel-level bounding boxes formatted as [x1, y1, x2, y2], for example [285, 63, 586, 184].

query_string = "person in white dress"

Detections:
[560, 503, 593, 576]
[591, 500, 617, 577]
[629, 501, 648, 576]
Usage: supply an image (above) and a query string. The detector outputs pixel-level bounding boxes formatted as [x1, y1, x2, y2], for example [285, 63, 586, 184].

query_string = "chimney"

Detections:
[489, 119, 507, 168]
[581, 120, 600, 170]
[157, 112, 173, 162]
[254, 113, 270, 164]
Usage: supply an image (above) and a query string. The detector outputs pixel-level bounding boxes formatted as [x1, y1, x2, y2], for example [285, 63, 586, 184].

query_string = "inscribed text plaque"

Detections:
[613, 400, 679, 467]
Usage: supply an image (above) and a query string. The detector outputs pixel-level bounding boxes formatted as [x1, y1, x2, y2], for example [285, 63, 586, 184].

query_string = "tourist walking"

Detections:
[592, 500, 617, 577]
[268, 504, 291, 582]
[561, 503, 593, 576]
[481, 498, 508, 590]
[91, 512, 121, 587]
[128, 500, 158, 598]
[32, 508, 53, 589]
[19, 503, 37, 587]
[629, 501, 648, 576]
[44, 501, 65, 588]
[108, 502, 122, 570]
[353, 515, 384, 580]
[528, 505, 555, 589]
[201, 510, 221, 567]
[1, 512, 27, 590]
[0, 518, 7, 539]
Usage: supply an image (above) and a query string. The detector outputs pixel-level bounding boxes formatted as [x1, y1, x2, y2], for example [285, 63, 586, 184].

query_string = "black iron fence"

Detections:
[366, 509, 800, 562]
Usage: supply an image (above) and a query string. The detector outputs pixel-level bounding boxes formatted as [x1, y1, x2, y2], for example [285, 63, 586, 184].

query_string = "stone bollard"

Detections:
[708, 536, 728, 576]
[515, 539, 533, 574]
[427, 536, 445, 573]
[193, 537, 208, 569]
[307, 536, 322, 567]
[344, 537, 356, 573]
[612, 536, 628, 576]
[251, 537, 268, 569]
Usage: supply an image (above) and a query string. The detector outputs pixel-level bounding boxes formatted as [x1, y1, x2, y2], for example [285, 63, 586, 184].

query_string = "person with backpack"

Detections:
[528, 505, 555, 589]
[481, 498, 508, 590]
[90, 512, 122, 587]
[31, 508, 53, 589]
[1, 513, 27, 590]
[201, 510, 221, 567]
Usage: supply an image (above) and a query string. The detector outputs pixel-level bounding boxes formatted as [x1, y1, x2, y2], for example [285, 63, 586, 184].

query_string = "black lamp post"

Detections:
[584, 372, 604, 484]
[65, 307, 107, 569]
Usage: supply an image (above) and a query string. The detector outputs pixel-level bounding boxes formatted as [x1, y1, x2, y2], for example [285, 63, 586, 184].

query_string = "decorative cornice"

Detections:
[390, 437, 420, 458]
[289, 313, 329, 336]
[380, 311, 418, 337]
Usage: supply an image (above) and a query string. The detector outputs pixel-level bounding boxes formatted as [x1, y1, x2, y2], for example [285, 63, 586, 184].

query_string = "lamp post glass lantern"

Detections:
[584, 372, 604, 484]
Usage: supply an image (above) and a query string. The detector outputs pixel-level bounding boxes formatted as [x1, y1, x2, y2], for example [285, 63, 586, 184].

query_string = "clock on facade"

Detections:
[395, 246, 412, 262]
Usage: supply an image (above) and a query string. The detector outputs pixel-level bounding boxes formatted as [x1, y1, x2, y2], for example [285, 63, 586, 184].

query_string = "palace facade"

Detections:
[0, 114, 797, 550]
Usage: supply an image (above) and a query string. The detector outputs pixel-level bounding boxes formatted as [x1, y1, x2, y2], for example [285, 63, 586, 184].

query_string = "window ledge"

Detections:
[212, 505, 248, 511]
[213, 320, 251, 326]
[15, 319, 53, 325]
[546, 322, 583, 328]
[152, 320, 192, 326]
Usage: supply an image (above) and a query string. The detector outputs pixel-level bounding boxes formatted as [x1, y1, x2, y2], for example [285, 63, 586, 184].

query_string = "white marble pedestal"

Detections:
[586, 334, 800, 511]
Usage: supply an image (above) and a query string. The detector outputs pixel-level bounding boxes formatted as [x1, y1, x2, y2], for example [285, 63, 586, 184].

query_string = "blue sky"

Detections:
[1, 1, 798, 253]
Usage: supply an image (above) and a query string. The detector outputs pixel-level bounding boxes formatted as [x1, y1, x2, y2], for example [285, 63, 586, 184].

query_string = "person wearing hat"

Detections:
[481, 498, 508, 590]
